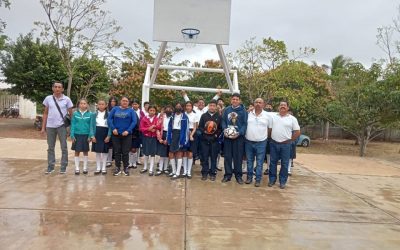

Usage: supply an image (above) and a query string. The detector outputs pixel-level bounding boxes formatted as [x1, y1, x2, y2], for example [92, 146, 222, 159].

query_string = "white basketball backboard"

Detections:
[153, 0, 232, 45]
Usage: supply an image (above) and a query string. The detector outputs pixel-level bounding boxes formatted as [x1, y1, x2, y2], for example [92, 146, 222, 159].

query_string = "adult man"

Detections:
[268, 101, 300, 189]
[221, 93, 247, 184]
[245, 98, 270, 187]
[41, 82, 73, 174]
[198, 100, 221, 181]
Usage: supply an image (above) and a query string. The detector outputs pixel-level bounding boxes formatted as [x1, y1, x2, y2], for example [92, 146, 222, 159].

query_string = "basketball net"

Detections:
[182, 34, 197, 48]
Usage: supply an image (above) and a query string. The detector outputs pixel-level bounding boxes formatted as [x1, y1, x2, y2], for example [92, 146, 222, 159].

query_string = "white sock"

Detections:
[129, 152, 133, 166]
[96, 153, 102, 171]
[288, 160, 292, 173]
[83, 156, 88, 171]
[107, 149, 113, 162]
[159, 157, 164, 171]
[149, 157, 155, 172]
[164, 158, 169, 171]
[266, 154, 270, 167]
[183, 157, 188, 175]
[101, 153, 108, 171]
[176, 158, 183, 176]
[187, 158, 193, 176]
[74, 156, 80, 171]
[132, 152, 138, 166]
[143, 156, 149, 170]
[170, 158, 176, 174]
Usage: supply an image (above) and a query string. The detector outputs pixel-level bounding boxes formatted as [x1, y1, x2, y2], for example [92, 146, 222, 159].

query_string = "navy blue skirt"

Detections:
[131, 132, 142, 149]
[188, 129, 197, 153]
[142, 136, 157, 156]
[72, 134, 89, 152]
[92, 127, 109, 153]
[157, 131, 169, 157]
[169, 129, 188, 153]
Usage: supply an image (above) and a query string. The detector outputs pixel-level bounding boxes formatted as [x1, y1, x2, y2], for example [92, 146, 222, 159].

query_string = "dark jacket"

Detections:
[198, 111, 221, 142]
[221, 104, 248, 136]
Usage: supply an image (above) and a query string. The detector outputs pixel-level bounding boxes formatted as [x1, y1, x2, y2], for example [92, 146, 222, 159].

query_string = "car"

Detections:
[297, 134, 311, 147]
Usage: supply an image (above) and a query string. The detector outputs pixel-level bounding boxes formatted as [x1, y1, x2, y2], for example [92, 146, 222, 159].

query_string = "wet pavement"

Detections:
[0, 139, 400, 249]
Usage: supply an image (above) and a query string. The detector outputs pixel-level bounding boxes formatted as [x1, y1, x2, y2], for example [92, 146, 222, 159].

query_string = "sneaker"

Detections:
[236, 178, 244, 185]
[255, 181, 261, 187]
[83, 170, 88, 175]
[94, 170, 101, 175]
[210, 176, 216, 181]
[280, 184, 286, 189]
[245, 178, 252, 184]
[106, 162, 112, 168]
[268, 181, 276, 187]
[123, 168, 130, 176]
[45, 167, 55, 175]
[140, 169, 148, 174]
[221, 177, 230, 183]
[101, 170, 107, 175]
[59, 170, 66, 175]
[75, 170, 80, 175]
[201, 175, 207, 181]
[113, 168, 121, 176]
[155, 171, 163, 176]
[149, 171, 154, 176]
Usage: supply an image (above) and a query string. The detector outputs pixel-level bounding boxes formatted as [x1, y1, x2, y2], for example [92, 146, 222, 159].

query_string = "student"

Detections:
[139, 105, 159, 176]
[198, 100, 221, 181]
[167, 102, 190, 179]
[91, 100, 111, 175]
[108, 96, 137, 176]
[156, 105, 173, 176]
[184, 101, 199, 178]
[129, 99, 143, 168]
[106, 97, 118, 167]
[70, 99, 94, 175]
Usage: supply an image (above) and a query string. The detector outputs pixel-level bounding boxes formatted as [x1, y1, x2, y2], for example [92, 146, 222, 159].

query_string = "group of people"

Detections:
[42, 82, 300, 189]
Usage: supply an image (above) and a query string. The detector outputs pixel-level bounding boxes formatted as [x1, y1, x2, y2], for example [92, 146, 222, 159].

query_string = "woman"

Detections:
[156, 105, 173, 176]
[107, 96, 137, 176]
[167, 102, 190, 179]
[183, 101, 198, 179]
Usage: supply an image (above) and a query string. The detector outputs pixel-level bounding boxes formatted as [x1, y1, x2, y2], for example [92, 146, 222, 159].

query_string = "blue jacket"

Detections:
[221, 104, 248, 136]
[167, 113, 190, 149]
[107, 106, 137, 135]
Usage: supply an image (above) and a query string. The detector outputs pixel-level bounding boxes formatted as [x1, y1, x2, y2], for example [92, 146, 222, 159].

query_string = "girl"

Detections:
[108, 96, 137, 176]
[91, 100, 111, 175]
[183, 101, 198, 179]
[70, 99, 94, 175]
[156, 105, 173, 176]
[139, 105, 159, 176]
[129, 99, 144, 168]
[167, 102, 190, 179]
[106, 97, 118, 167]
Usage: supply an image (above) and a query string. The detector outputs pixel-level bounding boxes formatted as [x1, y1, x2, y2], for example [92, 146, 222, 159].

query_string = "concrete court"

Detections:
[0, 138, 399, 250]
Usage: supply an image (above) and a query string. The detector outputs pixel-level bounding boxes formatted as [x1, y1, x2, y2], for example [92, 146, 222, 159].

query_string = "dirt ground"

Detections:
[0, 118, 46, 140]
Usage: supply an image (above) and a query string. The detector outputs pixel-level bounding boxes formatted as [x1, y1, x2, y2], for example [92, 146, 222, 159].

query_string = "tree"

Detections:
[326, 63, 400, 157]
[35, 0, 121, 97]
[0, 0, 10, 33]
[0, 34, 67, 104]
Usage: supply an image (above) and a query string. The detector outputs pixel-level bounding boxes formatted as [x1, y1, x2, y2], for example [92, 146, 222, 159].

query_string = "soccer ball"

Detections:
[224, 126, 239, 138]
[204, 121, 217, 135]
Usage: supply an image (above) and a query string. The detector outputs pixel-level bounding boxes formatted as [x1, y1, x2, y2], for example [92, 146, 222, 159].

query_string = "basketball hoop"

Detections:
[181, 28, 200, 48]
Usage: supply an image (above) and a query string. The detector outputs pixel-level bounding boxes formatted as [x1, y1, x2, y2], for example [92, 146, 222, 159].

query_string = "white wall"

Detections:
[18, 96, 36, 119]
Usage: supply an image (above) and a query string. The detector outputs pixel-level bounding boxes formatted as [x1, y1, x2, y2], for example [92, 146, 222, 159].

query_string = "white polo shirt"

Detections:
[245, 110, 271, 142]
[186, 111, 199, 129]
[269, 113, 300, 143]
[173, 113, 183, 130]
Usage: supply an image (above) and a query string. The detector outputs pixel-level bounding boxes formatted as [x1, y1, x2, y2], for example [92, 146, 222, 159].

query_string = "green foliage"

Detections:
[0, 34, 67, 104]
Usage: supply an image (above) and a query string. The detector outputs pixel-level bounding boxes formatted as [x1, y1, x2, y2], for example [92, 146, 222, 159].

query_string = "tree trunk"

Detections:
[324, 120, 330, 141]
[359, 136, 367, 157]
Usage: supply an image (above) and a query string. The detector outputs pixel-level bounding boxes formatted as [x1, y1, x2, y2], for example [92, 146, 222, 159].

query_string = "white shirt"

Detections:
[96, 111, 108, 127]
[186, 111, 199, 129]
[134, 109, 141, 119]
[245, 110, 271, 142]
[269, 113, 300, 142]
[173, 113, 183, 130]
[183, 94, 219, 119]
[163, 114, 171, 131]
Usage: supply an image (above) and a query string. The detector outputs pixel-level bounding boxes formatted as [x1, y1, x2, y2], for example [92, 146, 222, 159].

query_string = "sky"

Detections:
[0, 0, 398, 67]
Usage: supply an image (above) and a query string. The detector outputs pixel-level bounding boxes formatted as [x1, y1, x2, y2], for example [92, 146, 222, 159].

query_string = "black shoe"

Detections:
[245, 178, 252, 184]
[149, 171, 154, 176]
[236, 178, 244, 185]
[140, 169, 148, 174]
[94, 170, 101, 175]
[221, 177, 231, 183]
[288, 172, 292, 176]
[155, 171, 163, 176]
[123, 168, 130, 176]
[268, 181, 276, 187]
[187, 175, 192, 179]
[83, 170, 88, 175]
[171, 174, 179, 180]
[136, 162, 142, 166]
[45, 167, 55, 175]
[210, 176, 216, 181]
[264, 169, 269, 175]
[280, 184, 286, 189]
[106, 162, 112, 168]
[74, 170, 80, 175]
[101, 170, 107, 175]
[255, 181, 261, 187]
[113, 168, 121, 176]
[201, 175, 207, 181]
[216, 167, 222, 171]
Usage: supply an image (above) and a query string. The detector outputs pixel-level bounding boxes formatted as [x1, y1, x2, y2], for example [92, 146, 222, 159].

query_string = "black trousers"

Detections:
[223, 135, 244, 180]
[200, 139, 220, 177]
[112, 135, 132, 169]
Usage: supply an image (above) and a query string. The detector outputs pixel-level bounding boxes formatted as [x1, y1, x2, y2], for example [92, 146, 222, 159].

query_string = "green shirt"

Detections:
[70, 110, 94, 139]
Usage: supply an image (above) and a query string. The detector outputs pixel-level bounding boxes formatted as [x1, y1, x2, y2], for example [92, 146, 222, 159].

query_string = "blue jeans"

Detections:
[245, 139, 267, 182]
[269, 141, 291, 185]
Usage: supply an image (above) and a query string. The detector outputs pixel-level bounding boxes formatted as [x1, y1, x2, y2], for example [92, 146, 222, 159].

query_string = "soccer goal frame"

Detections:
[141, 42, 239, 106]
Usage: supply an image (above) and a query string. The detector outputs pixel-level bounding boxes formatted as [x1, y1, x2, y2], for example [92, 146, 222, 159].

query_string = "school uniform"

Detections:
[91, 110, 112, 173]
[140, 115, 159, 157]
[157, 114, 171, 157]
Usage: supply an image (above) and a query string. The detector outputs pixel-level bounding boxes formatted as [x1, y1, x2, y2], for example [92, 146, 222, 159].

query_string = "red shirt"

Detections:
[140, 115, 159, 137]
